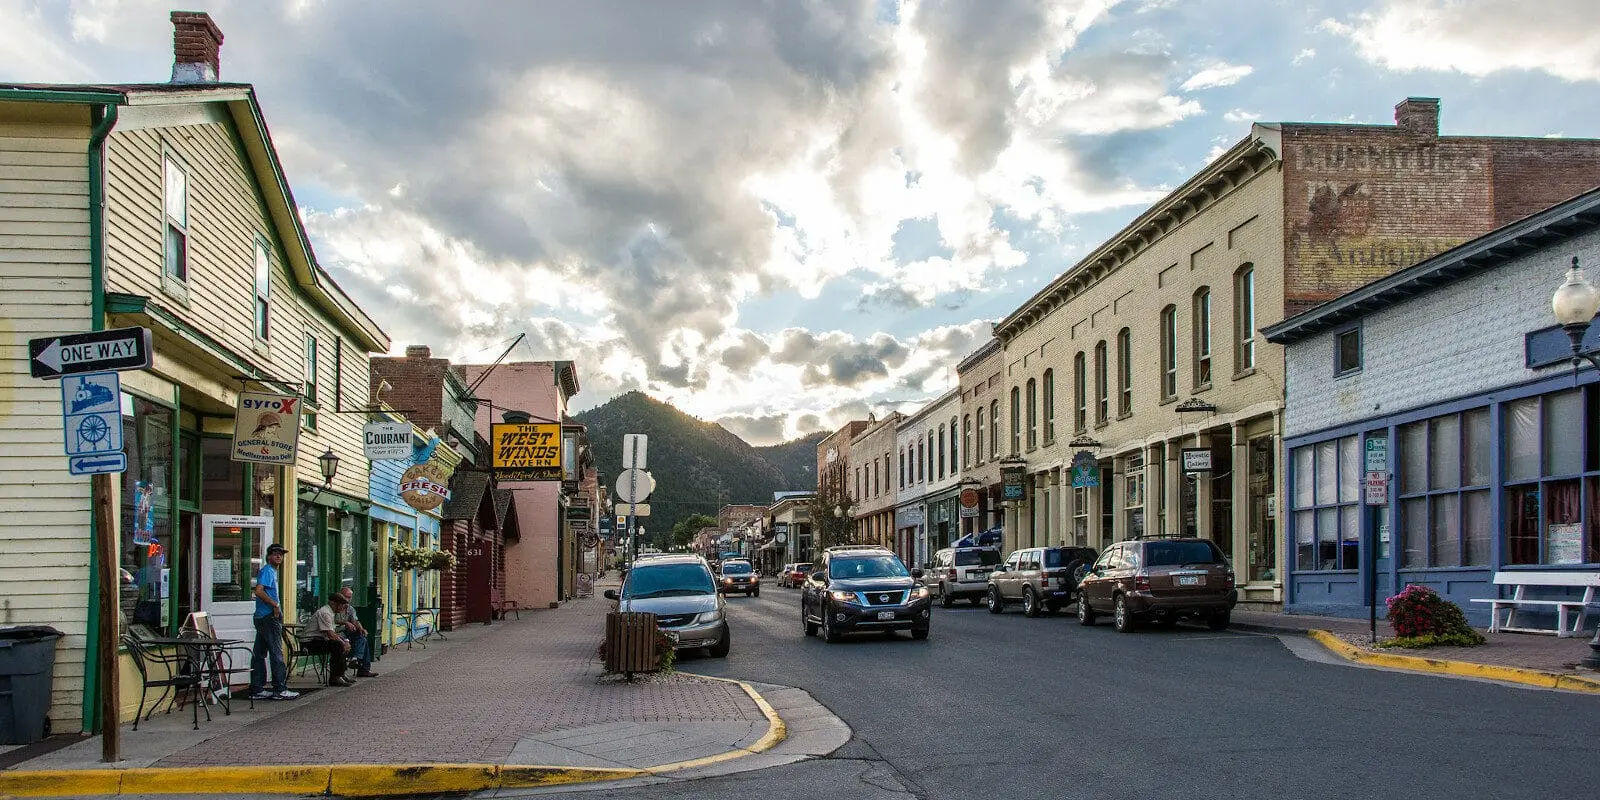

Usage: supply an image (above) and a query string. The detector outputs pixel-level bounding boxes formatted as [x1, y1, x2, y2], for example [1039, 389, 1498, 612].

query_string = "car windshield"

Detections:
[625, 563, 716, 598]
[954, 550, 1002, 567]
[1144, 541, 1224, 567]
[829, 555, 910, 579]
[722, 562, 752, 574]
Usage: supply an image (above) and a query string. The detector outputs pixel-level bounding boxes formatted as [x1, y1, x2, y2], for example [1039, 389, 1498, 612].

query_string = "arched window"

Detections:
[1010, 387, 1022, 455]
[1094, 341, 1109, 425]
[898, 448, 905, 489]
[917, 439, 925, 482]
[976, 408, 986, 465]
[950, 417, 959, 472]
[1042, 369, 1055, 443]
[927, 430, 936, 479]
[1193, 286, 1212, 388]
[963, 414, 972, 468]
[1117, 328, 1132, 416]
[1073, 352, 1087, 432]
[1026, 378, 1038, 449]
[1235, 264, 1255, 373]
[989, 400, 1000, 459]
[1160, 305, 1178, 399]
[937, 424, 946, 479]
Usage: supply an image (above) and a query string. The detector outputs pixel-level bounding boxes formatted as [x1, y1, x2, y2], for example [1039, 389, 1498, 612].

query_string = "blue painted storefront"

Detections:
[369, 438, 446, 646]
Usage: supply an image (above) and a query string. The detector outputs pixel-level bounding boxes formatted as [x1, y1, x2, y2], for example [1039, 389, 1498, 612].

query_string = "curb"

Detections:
[1307, 629, 1600, 694]
[0, 677, 788, 797]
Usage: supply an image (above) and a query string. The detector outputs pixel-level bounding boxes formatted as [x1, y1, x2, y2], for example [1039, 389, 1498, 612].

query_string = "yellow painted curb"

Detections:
[1308, 629, 1600, 694]
[0, 769, 121, 797]
[646, 672, 788, 775]
[0, 763, 650, 797]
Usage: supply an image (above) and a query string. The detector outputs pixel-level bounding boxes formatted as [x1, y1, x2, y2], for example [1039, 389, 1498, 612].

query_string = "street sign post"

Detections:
[29, 327, 152, 379]
[614, 468, 654, 504]
[61, 372, 126, 476]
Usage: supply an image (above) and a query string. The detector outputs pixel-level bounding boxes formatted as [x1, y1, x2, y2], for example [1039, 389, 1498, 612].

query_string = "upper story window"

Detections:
[898, 449, 905, 489]
[253, 240, 271, 340]
[1010, 387, 1022, 455]
[1073, 352, 1087, 432]
[989, 400, 1000, 460]
[1117, 328, 1132, 416]
[1094, 341, 1109, 425]
[163, 155, 189, 284]
[1042, 370, 1055, 444]
[1193, 287, 1212, 388]
[937, 424, 947, 479]
[927, 431, 936, 480]
[949, 417, 958, 473]
[1336, 326, 1362, 375]
[1160, 305, 1178, 400]
[963, 414, 972, 468]
[917, 439, 925, 483]
[856, 466, 862, 500]
[1235, 265, 1255, 373]
[1025, 378, 1038, 450]
[303, 334, 319, 430]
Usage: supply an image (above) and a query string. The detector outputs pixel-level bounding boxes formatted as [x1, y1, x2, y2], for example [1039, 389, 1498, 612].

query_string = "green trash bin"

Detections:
[0, 625, 63, 744]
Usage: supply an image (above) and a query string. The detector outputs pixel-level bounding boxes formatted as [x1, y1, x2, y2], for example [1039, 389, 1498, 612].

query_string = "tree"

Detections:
[810, 462, 858, 551]
[671, 514, 718, 551]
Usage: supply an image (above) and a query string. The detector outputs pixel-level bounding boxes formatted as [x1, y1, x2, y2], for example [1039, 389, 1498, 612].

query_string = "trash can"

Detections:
[0, 625, 63, 744]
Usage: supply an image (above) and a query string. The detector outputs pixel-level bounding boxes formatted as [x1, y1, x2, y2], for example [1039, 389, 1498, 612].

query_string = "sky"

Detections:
[5, 0, 1599, 444]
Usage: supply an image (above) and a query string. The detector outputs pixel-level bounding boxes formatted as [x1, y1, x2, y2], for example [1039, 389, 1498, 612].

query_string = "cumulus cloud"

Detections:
[1222, 108, 1260, 124]
[1180, 62, 1253, 90]
[1322, 1, 1600, 82]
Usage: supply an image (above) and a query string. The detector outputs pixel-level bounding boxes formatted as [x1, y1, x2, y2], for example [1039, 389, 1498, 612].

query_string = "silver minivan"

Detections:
[605, 554, 730, 657]
[927, 546, 1002, 607]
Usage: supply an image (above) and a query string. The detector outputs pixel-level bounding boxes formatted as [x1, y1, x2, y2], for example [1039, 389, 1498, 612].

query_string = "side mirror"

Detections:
[911, 568, 924, 580]
[993, 564, 1007, 573]
[603, 589, 618, 600]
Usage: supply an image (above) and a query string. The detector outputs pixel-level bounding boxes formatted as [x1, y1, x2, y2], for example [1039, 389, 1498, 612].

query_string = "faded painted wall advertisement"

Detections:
[231, 391, 302, 464]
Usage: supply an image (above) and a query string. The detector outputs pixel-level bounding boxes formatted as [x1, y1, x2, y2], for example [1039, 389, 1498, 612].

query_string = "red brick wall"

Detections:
[1487, 138, 1600, 225]
[370, 356, 447, 428]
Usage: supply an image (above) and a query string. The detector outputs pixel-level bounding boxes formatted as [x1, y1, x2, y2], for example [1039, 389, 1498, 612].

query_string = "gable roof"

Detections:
[441, 470, 492, 521]
[1263, 185, 1600, 346]
[0, 82, 388, 352]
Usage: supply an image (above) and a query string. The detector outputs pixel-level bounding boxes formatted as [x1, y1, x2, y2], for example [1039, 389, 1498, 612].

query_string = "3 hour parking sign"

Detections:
[61, 371, 126, 475]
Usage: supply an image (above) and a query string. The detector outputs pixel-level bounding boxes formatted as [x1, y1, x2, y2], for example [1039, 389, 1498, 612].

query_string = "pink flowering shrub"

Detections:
[1382, 584, 1485, 647]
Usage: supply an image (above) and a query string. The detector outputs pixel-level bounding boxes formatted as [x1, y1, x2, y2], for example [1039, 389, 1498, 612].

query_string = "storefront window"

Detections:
[296, 502, 324, 622]
[1247, 436, 1276, 583]
[1397, 408, 1492, 568]
[1072, 486, 1089, 546]
[119, 394, 174, 635]
[1123, 452, 1144, 539]
[1504, 388, 1598, 565]
[1292, 435, 1360, 571]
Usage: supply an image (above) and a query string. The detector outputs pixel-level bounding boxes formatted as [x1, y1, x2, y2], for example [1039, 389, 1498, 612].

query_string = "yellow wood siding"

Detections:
[0, 115, 92, 733]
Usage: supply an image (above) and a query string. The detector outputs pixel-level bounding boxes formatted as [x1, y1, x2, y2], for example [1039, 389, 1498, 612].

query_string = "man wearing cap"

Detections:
[249, 543, 299, 701]
[337, 587, 378, 678]
[303, 592, 353, 686]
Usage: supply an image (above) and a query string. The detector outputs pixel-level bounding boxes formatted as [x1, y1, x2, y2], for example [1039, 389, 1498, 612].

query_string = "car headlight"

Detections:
[908, 586, 930, 600]
[722, 577, 733, 584]
[828, 590, 856, 603]
[694, 610, 723, 624]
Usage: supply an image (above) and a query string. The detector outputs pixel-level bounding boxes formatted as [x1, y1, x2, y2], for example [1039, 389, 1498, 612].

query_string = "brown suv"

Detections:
[1077, 538, 1236, 632]
[985, 546, 1099, 617]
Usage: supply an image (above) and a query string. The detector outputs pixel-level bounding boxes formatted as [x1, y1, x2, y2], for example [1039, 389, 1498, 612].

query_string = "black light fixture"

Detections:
[318, 448, 340, 485]
[1068, 434, 1103, 449]
[1174, 397, 1218, 414]
[1551, 256, 1600, 669]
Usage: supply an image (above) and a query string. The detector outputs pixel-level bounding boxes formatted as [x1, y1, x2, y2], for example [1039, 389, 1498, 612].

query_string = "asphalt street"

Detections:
[490, 586, 1600, 800]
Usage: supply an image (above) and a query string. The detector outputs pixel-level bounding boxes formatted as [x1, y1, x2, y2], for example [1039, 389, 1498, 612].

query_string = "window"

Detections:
[1072, 486, 1089, 546]
[1124, 452, 1145, 539]
[1504, 388, 1600, 565]
[1117, 328, 1132, 416]
[1193, 287, 1212, 388]
[303, 334, 319, 430]
[937, 424, 946, 479]
[119, 393, 174, 635]
[976, 408, 986, 465]
[1235, 265, 1255, 372]
[927, 431, 935, 480]
[252, 240, 271, 340]
[1010, 387, 1021, 455]
[856, 467, 863, 501]
[1160, 306, 1177, 399]
[1336, 327, 1362, 375]
[1073, 352, 1087, 432]
[963, 414, 972, 468]
[1291, 435, 1361, 570]
[1398, 409, 1492, 568]
[1025, 379, 1038, 449]
[1094, 341, 1108, 425]
[1042, 369, 1055, 443]
[163, 156, 188, 283]
[989, 400, 1000, 460]
[899, 449, 905, 489]
[949, 417, 958, 473]
[917, 439, 925, 483]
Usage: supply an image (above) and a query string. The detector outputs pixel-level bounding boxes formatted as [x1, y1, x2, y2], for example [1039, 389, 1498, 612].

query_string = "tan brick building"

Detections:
[815, 420, 868, 545]
[993, 97, 1600, 607]
[956, 339, 1005, 540]
[848, 413, 902, 550]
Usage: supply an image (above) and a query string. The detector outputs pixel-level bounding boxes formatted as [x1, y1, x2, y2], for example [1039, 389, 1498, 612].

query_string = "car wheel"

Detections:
[1077, 595, 1097, 626]
[1022, 588, 1041, 618]
[708, 624, 730, 657]
[939, 584, 954, 608]
[753, 588, 760, 598]
[986, 586, 1004, 614]
[911, 627, 929, 640]
[803, 603, 819, 637]
[1207, 611, 1231, 631]
[1113, 593, 1137, 633]
[822, 608, 842, 643]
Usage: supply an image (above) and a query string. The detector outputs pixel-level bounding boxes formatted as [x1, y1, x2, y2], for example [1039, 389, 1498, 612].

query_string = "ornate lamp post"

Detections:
[1550, 257, 1600, 670]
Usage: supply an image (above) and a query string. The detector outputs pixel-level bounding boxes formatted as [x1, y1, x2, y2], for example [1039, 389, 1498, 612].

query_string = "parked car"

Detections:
[780, 562, 810, 588]
[927, 546, 1002, 607]
[1077, 538, 1236, 633]
[604, 554, 730, 657]
[801, 546, 931, 642]
[986, 546, 1099, 617]
[718, 559, 760, 596]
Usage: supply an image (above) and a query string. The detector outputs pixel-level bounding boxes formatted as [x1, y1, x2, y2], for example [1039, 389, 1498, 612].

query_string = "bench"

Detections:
[490, 588, 520, 620]
[1469, 571, 1600, 637]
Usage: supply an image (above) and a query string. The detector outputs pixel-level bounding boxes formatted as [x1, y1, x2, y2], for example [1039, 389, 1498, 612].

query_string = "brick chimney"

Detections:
[170, 11, 224, 84]
[404, 345, 433, 359]
[1394, 97, 1440, 138]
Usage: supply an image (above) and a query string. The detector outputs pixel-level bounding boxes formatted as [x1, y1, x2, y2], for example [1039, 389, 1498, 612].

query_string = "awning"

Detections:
[952, 528, 1003, 548]
[760, 540, 782, 551]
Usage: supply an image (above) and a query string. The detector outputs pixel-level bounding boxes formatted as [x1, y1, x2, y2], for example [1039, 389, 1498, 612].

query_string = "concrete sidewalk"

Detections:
[0, 586, 849, 797]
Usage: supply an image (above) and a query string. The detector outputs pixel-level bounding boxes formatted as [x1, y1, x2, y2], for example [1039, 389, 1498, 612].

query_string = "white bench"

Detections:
[1468, 571, 1600, 637]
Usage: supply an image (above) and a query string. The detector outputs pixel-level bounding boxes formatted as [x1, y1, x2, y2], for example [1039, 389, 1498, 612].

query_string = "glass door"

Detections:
[200, 514, 272, 681]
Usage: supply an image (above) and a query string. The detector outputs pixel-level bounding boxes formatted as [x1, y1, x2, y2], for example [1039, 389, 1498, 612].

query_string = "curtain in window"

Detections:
[1505, 485, 1539, 564]
[1504, 399, 1539, 482]
[1295, 510, 1314, 570]
[1586, 477, 1600, 564]
[1546, 479, 1582, 564]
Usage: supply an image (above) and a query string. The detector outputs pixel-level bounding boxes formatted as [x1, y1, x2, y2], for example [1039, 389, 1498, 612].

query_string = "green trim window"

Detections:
[1025, 378, 1037, 450]
[120, 393, 175, 636]
[1193, 287, 1212, 389]
[1042, 369, 1055, 444]
[1234, 265, 1255, 373]
[303, 334, 319, 430]
[162, 155, 188, 285]
[1094, 341, 1108, 426]
[1117, 328, 1133, 416]
[1160, 305, 1178, 400]
[253, 239, 271, 340]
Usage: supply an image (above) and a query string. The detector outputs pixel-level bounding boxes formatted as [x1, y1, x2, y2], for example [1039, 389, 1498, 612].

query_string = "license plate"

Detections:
[1177, 576, 1205, 586]
[877, 611, 896, 621]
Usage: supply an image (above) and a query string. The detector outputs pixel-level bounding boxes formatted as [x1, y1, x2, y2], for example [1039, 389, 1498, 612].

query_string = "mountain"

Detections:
[573, 392, 818, 548]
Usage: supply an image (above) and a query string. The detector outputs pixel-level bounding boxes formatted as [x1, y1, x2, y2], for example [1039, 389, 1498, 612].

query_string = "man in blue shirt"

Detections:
[248, 543, 299, 701]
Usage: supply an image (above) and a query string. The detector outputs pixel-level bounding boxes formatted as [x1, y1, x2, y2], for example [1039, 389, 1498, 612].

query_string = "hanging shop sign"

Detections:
[1180, 448, 1213, 473]
[232, 391, 302, 464]
[1000, 464, 1027, 500]
[400, 462, 452, 512]
[1070, 450, 1100, 488]
[958, 487, 980, 518]
[363, 421, 412, 460]
[489, 421, 563, 480]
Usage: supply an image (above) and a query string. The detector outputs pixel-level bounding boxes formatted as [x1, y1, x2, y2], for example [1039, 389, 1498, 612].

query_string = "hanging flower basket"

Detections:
[391, 544, 454, 572]
[427, 549, 457, 572]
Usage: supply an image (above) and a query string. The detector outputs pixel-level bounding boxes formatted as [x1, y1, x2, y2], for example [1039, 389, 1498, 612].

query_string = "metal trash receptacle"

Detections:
[0, 625, 64, 744]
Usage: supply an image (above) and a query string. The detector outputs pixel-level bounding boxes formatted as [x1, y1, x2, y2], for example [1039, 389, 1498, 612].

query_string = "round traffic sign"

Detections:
[614, 468, 655, 503]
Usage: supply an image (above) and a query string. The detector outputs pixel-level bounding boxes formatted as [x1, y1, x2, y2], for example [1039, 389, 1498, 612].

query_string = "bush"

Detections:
[1382, 584, 1485, 647]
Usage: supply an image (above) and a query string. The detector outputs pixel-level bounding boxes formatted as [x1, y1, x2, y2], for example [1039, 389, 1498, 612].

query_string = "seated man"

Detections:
[336, 587, 378, 678]
[303, 592, 353, 686]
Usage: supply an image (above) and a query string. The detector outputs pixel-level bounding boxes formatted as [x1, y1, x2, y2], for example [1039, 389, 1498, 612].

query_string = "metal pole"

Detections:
[1369, 505, 1379, 644]
[93, 472, 119, 762]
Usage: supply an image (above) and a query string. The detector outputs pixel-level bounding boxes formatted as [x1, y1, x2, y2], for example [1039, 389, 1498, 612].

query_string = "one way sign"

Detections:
[29, 327, 152, 379]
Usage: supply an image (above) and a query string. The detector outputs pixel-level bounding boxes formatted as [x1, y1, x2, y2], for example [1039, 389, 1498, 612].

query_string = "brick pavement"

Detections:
[152, 593, 764, 767]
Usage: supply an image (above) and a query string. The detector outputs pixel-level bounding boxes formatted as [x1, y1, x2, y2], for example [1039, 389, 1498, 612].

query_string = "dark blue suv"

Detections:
[801, 546, 931, 642]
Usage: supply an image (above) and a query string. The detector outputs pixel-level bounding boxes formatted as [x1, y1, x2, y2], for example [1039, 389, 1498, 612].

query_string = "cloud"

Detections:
[1180, 62, 1253, 91]
[1321, 1, 1600, 82]
[1292, 48, 1316, 65]
[1222, 108, 1260, 124]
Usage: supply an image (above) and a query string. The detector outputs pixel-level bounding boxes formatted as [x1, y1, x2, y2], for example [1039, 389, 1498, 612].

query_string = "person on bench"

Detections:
[304, 593, 353, 686]
[337, 587, 378, 678]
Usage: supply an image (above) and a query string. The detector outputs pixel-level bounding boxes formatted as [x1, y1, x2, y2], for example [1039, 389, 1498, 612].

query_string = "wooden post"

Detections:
[93, 472, 120, 763]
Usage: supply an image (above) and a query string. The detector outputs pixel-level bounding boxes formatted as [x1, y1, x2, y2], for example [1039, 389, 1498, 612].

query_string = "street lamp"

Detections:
[318, 448, 340, 485]
[1552, 257, 1600, 670]
[833, 505, 843, 518]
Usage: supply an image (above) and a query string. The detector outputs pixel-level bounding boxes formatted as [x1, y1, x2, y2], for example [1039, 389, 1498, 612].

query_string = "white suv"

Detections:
[928, 546, 1002, 607]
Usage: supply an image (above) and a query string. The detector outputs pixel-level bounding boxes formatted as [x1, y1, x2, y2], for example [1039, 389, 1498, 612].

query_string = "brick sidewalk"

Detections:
[1231, 609, 1598, 674]
[150, 593, 763, 767]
